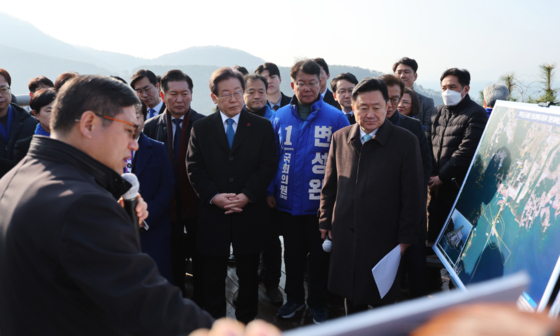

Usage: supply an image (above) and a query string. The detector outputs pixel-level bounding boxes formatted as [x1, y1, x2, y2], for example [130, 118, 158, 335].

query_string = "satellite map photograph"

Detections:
[435, 102, 560, 310]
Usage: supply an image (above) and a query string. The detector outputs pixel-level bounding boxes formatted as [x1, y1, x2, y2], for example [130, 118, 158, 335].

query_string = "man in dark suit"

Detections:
[255, 62, 292, 111]
[131, 69, 166, 119]
[393, 57, 435, 129]
[313, 58, 340, 109]
[319, 77, 424, 315]
[143, 70, 205, 301]
[0, 68, 37, 178]
[186, 67, 277, 324]
[331, 72, 359, 124]
[0, 75, 214, 335]
[380, 74, 432, 299]
[131, 103, 175, 284]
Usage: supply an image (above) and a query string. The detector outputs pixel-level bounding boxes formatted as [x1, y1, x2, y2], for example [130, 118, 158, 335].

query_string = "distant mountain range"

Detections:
[0, 12, 442, 114]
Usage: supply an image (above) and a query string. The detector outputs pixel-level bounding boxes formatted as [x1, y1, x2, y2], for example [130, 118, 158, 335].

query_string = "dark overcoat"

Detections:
[186, 110, 277, 256]
[0, 137, 213, 335]
[319, 120, 424, 305]
[134, 132, 175, 284]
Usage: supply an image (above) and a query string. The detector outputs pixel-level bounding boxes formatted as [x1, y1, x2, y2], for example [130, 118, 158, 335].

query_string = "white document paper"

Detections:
[372, 245, 401, 299]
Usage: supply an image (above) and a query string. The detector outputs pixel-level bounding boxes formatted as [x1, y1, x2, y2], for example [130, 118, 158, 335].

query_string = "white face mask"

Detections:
[442, 89, 464, 106]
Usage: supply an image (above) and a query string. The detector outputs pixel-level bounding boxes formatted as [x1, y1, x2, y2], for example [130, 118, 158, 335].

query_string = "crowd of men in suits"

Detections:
[0, 56, 511, 334]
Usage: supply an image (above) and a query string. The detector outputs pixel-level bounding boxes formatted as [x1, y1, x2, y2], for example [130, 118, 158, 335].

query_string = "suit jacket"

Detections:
[186, 110, 277, 256]
[322, 89, 341, 109]
[0, 103, 36, 161]
[0, 137, 213, 335]
[143, 108, 205, 220]
[134, 132, 175, 284]
[345, 112, 356, 125]
[267, 92, 292, 110]
[318, 121, 423, 305]
[417, 92, 435, 129]
[388, 112, 432, 187]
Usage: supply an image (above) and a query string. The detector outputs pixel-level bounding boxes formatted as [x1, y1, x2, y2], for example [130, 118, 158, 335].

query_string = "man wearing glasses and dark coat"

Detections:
[0, 75, 214, 335]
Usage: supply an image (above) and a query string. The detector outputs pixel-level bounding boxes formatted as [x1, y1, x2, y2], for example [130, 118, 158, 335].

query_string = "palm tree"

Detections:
[538, 63, 557, 103]
[499, 72, 517, 100]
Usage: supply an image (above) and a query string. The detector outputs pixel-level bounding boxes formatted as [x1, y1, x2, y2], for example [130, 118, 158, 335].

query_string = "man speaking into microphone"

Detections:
[0, 75, 214, 335]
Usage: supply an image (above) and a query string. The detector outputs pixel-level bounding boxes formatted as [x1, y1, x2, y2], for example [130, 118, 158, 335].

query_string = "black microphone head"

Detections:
[121, 173, 140, 200]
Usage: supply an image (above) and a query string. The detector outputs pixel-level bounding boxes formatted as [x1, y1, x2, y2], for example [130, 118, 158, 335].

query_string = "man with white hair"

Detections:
[483, 84, 509, 118]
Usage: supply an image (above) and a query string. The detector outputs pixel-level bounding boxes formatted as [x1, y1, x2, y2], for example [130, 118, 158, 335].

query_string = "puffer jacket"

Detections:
[427, 94, 488, 185]
[269, 96, 349, 216]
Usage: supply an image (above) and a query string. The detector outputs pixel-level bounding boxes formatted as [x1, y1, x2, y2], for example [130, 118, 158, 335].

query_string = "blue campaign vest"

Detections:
[269, 97, 349, 216]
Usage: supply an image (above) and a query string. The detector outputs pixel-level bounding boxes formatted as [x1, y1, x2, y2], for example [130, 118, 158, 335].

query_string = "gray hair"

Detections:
[483, 84, 509, 108]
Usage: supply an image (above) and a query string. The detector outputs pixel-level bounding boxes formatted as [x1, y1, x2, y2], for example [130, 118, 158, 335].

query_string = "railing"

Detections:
[15, 94, 31, 107]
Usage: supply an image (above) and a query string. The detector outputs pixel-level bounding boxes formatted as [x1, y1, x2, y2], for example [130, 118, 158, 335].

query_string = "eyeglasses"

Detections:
[75, 113, 140, 138]
[295, 81, 319, 89]
[0, 86, 10, 96]
[220, 91, 243, 100]
[390, 97, 400, 105]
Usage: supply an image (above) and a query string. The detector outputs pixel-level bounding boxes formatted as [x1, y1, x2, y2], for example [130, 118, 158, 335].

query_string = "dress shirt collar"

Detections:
[219, 111, 241, 125]
[321, 88, 328, 97]
[152, 100, 164, 113]
[359, 127, 379, 144]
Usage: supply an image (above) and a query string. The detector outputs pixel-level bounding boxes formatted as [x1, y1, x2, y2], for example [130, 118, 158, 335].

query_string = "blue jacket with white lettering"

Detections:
[269, 96, 350, 216]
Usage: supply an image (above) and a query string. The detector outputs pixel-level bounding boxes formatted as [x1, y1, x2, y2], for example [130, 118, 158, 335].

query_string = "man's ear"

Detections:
[464, 85, 470, 96]
[414, 73, 418, 82]
[332, 91, 338, 102]
[290, 82, 295, 93]
[278, 76, 282, 84]
[78, 111, 97, 140]
[483, 99, 487, 108]
[211, 92, 219, 105]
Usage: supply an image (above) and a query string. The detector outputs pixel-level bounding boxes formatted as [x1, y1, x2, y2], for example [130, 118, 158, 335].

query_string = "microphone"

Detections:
[322, 237, 332, 253]
[121, 173, 140, 229]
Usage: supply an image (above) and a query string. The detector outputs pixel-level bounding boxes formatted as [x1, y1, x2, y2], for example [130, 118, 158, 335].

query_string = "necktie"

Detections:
[273, 105, 280, 112]
[172, 119, 182, 167]
[148, 108, 156, 119]
[362, 134, 372, 142]
[226, 119, 235, 148]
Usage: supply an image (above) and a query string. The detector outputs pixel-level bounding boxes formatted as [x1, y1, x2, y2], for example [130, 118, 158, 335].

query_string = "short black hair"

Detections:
[29, 88, 56, 113]
[161, 70, 194, 93]
[331, 73, 358, 92]
[209, 67, 245, 95]
[138, 102, 148, 120]
[255, 62, 281, 78]
[352, 77, 389, 103]
[110, 76, 127, 85]
[28, 76, 54, 93]
[233, 66, 249, 76]
[290, 59, 321, 80]
[51, 75, 140, 134]
[378, 74, 405, 98]
[440, 68, 471, 87]
[130, 69, 158, 90]
[54, 72, 79, 91]
[392, 57, 418, 73]
[312, 58, 330, 75]
[244, 74, 268, 91]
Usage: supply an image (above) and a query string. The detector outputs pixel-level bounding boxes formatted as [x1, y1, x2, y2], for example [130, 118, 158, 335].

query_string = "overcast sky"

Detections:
[2, 0, 559, 91]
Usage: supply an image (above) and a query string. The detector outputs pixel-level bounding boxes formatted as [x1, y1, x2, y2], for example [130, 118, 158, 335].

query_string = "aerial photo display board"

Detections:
[434, 101, 560, 312]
